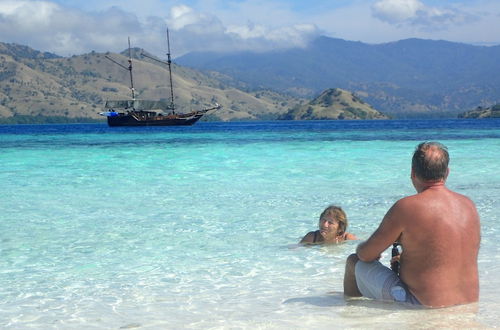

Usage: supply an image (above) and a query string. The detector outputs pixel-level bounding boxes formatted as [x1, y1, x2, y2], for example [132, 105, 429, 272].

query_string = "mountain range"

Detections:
[177, 37, 500, 118]
[1, 36, 499, 123]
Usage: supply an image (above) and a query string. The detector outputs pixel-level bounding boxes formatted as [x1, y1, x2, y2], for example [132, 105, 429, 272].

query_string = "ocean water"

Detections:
[0, 119, 499, 329]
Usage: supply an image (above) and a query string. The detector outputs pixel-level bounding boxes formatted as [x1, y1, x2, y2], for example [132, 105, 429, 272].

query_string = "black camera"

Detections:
[391, 243, 401, 274]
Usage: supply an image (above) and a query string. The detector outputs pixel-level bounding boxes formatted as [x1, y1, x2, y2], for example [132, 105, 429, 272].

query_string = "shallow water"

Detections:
[0, 120, 499, 329]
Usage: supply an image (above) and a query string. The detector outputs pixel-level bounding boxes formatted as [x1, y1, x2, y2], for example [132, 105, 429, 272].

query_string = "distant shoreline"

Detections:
[0, 115, 105, 125]
[2, 116, 500, 126]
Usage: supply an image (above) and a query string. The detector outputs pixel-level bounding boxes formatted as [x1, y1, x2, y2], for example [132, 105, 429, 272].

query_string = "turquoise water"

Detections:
[0, 120, 499, 329]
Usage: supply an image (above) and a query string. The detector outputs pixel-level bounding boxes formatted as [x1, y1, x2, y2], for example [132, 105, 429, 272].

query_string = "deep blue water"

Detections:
[1, 120, 499, 150]
[1, 119, 499, 136]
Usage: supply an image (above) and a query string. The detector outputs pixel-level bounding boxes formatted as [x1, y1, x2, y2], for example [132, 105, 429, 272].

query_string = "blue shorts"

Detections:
[355, 260, 421, 305]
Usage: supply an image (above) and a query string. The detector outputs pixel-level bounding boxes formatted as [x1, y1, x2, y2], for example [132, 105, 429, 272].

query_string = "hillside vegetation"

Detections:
[0, 42, 302, 123]
[279, 88, 389, 120]
[458, 104, 500, 118]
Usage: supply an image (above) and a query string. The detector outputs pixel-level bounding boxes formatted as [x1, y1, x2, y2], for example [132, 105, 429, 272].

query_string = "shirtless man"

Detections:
[343, 142, 480, 308]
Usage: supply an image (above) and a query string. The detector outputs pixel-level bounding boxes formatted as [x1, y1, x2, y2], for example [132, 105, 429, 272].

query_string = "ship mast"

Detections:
[166, 28, 175, 114]
[127, 37, 136, 100]
[105, 36, 136, 101]
[140, 27, 176, 114]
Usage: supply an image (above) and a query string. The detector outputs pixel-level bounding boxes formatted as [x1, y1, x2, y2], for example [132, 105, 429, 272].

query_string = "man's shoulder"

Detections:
[449, 189, 475, 204]
[387, 194, 426, 221]
[397, 187, 465, 204]
[393, 188, 478, 222]
[394, 194, 421, 208]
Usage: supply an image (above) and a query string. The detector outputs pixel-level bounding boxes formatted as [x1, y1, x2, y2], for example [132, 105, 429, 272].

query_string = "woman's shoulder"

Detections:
[300, 230, 320, 244]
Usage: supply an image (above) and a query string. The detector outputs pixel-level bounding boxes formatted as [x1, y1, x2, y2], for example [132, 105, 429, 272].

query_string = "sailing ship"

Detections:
[100, 30, 220, 126]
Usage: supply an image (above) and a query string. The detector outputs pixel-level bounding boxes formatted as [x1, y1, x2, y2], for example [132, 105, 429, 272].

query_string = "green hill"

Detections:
[0, 42, 302, 123]
[458, 104, 500, 118]
[279, 88, 389, 120]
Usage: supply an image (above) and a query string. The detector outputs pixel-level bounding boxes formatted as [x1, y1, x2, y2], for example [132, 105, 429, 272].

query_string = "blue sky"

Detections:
[0, 0, 499, 57]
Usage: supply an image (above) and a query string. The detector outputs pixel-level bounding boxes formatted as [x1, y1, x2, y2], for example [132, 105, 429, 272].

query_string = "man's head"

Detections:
[318, 205, 348, 239]
[411, 142, 449, 182]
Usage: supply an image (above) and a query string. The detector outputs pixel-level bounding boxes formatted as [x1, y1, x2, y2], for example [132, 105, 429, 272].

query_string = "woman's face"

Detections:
[318, 216, 340, 241]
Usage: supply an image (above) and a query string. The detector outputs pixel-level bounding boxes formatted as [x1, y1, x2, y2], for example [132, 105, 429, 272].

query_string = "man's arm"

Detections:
[356, 200, 406, 262]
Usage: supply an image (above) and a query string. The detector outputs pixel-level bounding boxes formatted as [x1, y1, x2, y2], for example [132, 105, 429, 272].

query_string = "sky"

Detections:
[0, 0, 499, 57]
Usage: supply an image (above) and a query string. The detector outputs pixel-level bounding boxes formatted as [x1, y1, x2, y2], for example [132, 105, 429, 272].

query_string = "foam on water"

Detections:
[0, 120, 499, 328]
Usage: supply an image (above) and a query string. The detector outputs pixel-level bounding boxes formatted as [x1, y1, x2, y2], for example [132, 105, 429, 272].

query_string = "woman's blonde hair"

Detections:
[319, 205, 348, 235]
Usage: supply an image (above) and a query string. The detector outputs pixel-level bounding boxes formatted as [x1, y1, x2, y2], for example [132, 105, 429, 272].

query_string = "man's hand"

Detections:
[390, 255, 400, 263]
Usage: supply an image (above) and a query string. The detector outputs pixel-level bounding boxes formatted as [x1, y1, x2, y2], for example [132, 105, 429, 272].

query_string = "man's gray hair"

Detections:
[412, 142, 449, 181]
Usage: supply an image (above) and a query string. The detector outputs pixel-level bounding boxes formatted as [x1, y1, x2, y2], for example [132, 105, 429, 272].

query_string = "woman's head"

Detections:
[318, 205, 348, 240]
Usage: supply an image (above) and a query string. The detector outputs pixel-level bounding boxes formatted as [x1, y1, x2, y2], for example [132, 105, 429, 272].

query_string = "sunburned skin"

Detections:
[344, 142, 480, 308]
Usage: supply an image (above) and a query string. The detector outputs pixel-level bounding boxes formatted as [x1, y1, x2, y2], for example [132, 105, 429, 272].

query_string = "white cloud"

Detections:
[0, 0, 58, 26]
[169, 5, 208, 30]
[0, 1, 144, 55]
[372, 0, 425, 23]
[371, 0, 479, 30]
[225, 23, 318, 48]
[0, 0, 498, 56]
[159, 4, 320, 55]
[0, 1, 320, 56]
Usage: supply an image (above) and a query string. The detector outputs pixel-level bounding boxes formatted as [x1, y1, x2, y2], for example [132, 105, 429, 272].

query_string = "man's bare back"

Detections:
[386, 184, 479, 306]
[344, 142, 480, 308]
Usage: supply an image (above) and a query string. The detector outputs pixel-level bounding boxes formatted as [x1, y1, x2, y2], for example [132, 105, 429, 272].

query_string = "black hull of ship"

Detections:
[107, 113, 204, 127]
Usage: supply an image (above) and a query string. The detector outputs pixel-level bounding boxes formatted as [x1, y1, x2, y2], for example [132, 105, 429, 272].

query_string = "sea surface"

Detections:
[0, 119, 499, 329]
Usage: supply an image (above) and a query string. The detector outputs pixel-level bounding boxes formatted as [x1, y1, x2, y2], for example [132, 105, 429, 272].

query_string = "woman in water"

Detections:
[300, 205, 357, 244]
